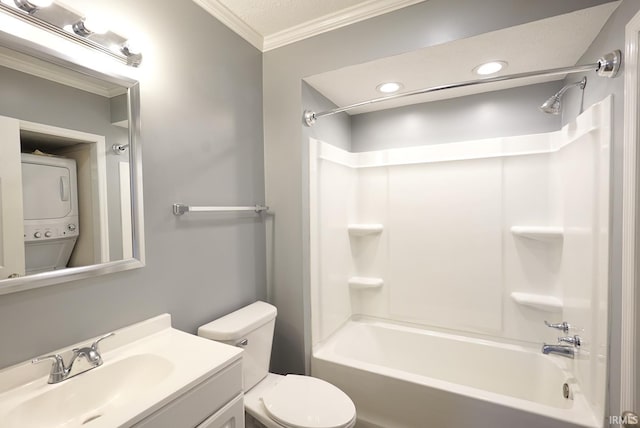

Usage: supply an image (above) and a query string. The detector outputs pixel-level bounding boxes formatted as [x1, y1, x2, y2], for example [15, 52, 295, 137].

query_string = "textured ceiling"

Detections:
[216, 0, 369, 35]
[304, 2, 620, 114]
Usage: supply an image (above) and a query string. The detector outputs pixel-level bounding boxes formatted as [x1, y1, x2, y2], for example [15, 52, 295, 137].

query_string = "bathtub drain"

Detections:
[562, 383, 571, 399]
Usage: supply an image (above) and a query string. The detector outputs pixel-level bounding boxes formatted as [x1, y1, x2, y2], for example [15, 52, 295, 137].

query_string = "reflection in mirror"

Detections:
[0, 42, 143, 294]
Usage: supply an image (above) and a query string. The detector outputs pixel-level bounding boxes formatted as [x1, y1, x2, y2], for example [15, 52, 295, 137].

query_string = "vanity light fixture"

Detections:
[473, 60, 508, 76]
[119, 40, 142, 67]
[13, 0, 51, 14]
[0, 0, 143, 67]
[376, 82, 404, 94]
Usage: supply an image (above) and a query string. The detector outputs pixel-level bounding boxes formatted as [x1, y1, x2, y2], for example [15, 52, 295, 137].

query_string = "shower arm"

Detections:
[554, 77, 587, 99]
[303, 50, 621, 126]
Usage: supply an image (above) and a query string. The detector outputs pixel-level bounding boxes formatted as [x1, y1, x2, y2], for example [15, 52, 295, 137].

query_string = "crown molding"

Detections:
[192, 0, 264, 51]
[263, 0, 425, 51]
[0, 46, 125, 97]
[193, 0, 425, 52]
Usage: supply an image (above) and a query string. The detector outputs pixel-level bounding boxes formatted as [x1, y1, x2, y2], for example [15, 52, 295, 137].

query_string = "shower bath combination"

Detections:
[303, 50, 621, 126]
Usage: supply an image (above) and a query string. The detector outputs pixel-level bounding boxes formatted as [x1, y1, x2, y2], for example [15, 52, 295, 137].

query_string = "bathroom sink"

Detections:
[0, 314, 243, 428]
[3, 354, 173, 428]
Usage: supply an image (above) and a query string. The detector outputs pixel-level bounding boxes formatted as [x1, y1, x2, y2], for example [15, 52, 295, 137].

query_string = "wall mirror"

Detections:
[0, 24, 144, 295]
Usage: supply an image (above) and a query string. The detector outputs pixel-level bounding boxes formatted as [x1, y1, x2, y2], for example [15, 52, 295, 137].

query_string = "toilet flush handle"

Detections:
[235, 338, 248, 347]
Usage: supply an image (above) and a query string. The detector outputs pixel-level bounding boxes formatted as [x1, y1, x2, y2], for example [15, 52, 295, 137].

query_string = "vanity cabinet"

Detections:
[133, 359, 244, 428]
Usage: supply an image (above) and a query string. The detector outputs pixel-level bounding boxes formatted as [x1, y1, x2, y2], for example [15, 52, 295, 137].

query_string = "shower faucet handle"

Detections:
[544, 321, 570, 333]
[558, 335, 581, 348]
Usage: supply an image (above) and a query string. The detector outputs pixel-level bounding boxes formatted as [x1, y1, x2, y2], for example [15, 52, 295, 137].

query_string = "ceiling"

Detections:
[192, 0, 426, 51]
[304, 2, 620, 115]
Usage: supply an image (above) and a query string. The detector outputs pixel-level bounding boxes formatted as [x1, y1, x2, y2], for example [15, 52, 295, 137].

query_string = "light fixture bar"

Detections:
[303, 50, 621, 126]
[0, 1, 142, 67]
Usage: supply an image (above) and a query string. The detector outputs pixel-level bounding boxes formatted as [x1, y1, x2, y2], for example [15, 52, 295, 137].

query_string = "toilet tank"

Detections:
[198, 301, 277, 391]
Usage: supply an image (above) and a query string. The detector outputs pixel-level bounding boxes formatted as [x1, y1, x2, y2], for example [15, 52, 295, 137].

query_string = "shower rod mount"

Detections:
[303, 50, 622, 127]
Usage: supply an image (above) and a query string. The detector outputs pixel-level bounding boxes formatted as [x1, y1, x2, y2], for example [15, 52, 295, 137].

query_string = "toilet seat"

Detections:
[261, 375, 356, 428]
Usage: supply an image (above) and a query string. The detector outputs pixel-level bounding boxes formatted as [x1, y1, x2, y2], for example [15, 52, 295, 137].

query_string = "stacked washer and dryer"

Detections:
[21, 153, 79, 274]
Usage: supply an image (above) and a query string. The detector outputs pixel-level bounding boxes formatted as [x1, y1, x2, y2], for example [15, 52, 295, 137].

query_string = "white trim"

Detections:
[0, 46, 126, 97]
[262, 0, 425, 51]
[192, 0, 424, 52]
[192, 0, 263, 50]
[621, 9, 640, 416]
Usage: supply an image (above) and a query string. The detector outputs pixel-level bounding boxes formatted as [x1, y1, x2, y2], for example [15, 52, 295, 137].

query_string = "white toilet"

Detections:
[198, 301, 356, 428]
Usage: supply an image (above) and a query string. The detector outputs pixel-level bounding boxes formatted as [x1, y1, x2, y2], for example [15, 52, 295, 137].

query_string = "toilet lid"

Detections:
[261, 375, 355, 428]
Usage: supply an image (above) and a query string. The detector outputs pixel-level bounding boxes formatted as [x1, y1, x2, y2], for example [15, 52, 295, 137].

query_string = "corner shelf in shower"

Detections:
[510, 226, 564, 242]
[348, 277, 384, 290]
[510, 292, 563, 313]
[347, 224, 384, 236]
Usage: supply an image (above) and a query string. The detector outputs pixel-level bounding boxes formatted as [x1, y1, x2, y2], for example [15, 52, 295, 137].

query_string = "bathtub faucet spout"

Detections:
[541, 344, 575, 358]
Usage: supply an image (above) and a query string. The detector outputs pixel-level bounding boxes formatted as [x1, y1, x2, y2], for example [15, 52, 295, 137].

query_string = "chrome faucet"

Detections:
[32, 332, 115, 384]
[542, 334, 582, 359]
[542, 343, 577, 358]
[544, 320, 571, 334]
[543, 321, 581, 358]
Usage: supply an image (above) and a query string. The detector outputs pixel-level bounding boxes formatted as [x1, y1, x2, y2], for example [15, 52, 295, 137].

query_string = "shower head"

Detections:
[539, 77, 587, 115]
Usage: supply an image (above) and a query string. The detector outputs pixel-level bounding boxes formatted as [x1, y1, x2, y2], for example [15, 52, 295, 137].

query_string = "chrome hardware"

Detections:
[173, 203, 269, 216]
[31, 354, 68, 384]
[558, 335, 581, 347]
[303, 50, 623, 127]
[235, 338, 248, 347]
[542, 344, 576, 358]
[112, 143, 129, 155]
[31, 332, 115, 384]
[597, 50, 621, 78]
[544, 320, 570, 333]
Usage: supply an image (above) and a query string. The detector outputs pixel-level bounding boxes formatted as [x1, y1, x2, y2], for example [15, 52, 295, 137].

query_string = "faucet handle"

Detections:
[91, 332, 115, 352]
[32, 354, 66, 373]
[544, 321, 570, 333]
[558, 335, 581, 347]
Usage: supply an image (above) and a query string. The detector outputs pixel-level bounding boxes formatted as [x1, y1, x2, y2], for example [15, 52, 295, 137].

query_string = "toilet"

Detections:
[198, 301, 356, 428]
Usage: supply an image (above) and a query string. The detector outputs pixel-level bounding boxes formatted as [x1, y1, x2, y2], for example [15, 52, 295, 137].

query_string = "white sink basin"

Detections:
[4, 354, 173, 428]
[0, 314, 243, 428]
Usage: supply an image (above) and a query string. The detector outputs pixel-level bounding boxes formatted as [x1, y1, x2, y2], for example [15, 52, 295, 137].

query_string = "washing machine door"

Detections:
[21, 162, 73, 220]
[261, 375, 356, 428]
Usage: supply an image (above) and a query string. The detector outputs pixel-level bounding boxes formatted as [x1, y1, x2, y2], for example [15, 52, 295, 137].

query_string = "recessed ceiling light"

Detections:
[473, 61, 508, 76]
[376, 82, 403, 94]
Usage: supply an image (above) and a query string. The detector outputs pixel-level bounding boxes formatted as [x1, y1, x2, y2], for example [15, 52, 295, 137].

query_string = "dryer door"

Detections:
[22, 163, 72, 220]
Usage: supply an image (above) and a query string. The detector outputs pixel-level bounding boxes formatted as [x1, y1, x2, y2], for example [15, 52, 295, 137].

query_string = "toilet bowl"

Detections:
[198, 301, 356, 428]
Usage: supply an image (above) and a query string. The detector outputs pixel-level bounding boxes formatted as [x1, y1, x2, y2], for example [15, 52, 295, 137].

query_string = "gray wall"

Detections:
[264, 0, 619, 375]
[350, 81, 563, 152]
[0, 0, 265, 368]
[559, 0, 640, 419]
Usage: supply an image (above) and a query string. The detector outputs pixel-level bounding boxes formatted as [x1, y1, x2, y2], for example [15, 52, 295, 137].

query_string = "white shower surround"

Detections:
[309, 96, 611, 427]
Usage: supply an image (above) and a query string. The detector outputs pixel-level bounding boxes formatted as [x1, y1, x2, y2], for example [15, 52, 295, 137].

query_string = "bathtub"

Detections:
[311, 318, 601, 428]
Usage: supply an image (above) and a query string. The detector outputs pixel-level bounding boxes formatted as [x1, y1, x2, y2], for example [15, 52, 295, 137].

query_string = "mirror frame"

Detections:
[0, 25, 145, 295]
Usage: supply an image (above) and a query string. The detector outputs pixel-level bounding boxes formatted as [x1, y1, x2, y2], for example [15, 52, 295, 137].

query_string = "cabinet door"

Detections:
[197, 394, 244, 428]
[0, 116, 24, 279]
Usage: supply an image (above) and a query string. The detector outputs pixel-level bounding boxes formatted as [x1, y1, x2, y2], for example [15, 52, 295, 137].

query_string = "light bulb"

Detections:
[82, 17, 108, 35]
[29, 0, 52, 6]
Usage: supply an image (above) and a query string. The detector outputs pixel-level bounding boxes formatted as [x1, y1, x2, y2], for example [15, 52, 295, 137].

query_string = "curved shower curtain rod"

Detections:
[303, 50, 622, 127]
